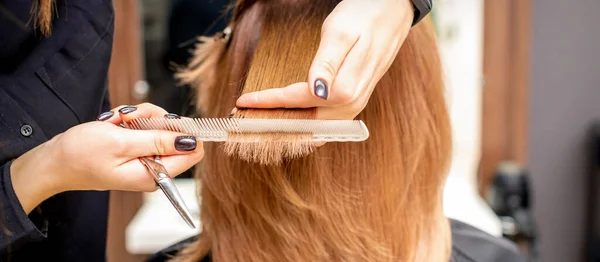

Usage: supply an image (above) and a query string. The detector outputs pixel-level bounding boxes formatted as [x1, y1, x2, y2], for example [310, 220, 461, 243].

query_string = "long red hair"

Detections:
[175, 0, 453, 261]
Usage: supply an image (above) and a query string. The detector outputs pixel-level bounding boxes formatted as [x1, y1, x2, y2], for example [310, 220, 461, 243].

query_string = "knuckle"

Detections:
[138, 102, 152, 110]
[315, 60, 336, 80]
[334, 83, 359, 105]
[322, 18, 357, 45]
[321, 16, 335, 33]
[336, 30, 356, 45]
[152, 133, 168, 156]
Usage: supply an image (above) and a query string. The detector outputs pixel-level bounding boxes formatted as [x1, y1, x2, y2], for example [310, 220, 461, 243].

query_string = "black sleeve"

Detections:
[0, 160, 48, 258]
[411, 0, 433, 26]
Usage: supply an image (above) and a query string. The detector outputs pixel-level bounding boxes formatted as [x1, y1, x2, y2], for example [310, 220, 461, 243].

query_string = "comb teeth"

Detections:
[125, 118, 370, 142]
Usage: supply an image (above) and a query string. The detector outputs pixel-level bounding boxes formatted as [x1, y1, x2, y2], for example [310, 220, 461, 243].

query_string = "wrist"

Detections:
[11, 139, 64, 214]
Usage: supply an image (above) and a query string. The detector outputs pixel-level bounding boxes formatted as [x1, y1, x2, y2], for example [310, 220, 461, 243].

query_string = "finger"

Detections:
[313, 141, 327, 148]
[228, 107, 238, 118]
[315, 105, 358, 120]
[326, 37, 372, 106]
[308, 21, 359, 101]
[353, 32, 401, 111]
[153, 152, 203, 179]
[119, 128, 201, 157]
[236, 82, 328, 108]
[115, 150, 204, 192]
[96, 105, 130, 125]
[118, 103, 171, 124]
[96, 110, 118, 123]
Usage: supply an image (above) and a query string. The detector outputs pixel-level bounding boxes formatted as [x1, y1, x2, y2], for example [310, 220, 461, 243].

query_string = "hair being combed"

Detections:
[180, 0, 320, 165]
[174, 0, 453, 261]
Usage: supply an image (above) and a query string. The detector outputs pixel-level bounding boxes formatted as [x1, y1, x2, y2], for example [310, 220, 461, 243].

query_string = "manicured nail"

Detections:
[97, 111, 114, 121]
[228, 114, 234, 118]
[119, 105, 137, 114]
[165, 113, 181, 119]
[175, 136, 197, 151]
[314, 79, 328, 100]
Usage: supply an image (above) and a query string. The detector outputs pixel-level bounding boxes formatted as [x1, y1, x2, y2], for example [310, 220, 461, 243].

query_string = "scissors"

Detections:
[139, 156, 195, 229]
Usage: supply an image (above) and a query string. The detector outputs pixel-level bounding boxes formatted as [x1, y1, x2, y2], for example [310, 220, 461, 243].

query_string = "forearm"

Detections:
[10, 140, 61, 214]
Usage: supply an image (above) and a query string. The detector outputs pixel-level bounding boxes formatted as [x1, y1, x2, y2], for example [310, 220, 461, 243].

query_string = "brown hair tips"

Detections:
[175, 0, 453, 261]
[31, 0, 55, 36]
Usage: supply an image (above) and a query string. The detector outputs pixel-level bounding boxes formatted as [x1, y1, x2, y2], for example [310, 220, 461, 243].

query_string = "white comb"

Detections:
[125, 118, 369, 142]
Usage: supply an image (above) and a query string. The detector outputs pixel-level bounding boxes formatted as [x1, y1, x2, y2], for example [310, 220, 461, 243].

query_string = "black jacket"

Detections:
[0, 0, 113, 261]
[146, 219, 527, 262]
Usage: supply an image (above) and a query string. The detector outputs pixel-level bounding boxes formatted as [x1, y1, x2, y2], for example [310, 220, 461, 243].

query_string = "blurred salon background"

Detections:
[104, 0, 600, 261]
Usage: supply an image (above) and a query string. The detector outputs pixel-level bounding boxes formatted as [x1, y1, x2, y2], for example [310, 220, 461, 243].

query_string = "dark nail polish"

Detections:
[314, 79, 328, 100]
[165, 113, 181, 119]
[97, 111, 114, 121]
[236, 106, 248, 110]
[228, 113, 234, 118]
[175, 136, 197, 151]
[119, 105, 137, 114]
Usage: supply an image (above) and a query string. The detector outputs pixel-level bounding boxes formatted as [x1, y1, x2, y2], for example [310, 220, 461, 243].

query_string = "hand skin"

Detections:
[11, 103, 204, 214]
[235, 0, 415, 120]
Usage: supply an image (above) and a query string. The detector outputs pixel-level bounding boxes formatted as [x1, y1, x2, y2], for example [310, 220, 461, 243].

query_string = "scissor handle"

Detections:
[138, 157, 170, 182]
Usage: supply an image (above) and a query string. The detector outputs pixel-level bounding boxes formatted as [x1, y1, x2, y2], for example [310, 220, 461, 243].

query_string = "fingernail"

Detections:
[119, 105, 137, 114]
[228, 114, 234, 118]
[97, 111, 114, 121]
[165, 113, 181, 119]
[314, 79, 328, 100]
[175, 136, 197, 151]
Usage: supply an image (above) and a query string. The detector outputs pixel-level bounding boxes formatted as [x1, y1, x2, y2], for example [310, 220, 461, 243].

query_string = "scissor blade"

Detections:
[157, 178, 196, 229]
[139, 157, 196, 228]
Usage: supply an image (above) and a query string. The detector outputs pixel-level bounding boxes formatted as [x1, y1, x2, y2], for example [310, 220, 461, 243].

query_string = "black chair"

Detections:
[585, 119, 600, 262]
[486, 161, 538, 261]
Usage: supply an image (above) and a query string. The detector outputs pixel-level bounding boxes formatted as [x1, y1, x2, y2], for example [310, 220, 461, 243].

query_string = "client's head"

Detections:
[174, 0, 452, 261]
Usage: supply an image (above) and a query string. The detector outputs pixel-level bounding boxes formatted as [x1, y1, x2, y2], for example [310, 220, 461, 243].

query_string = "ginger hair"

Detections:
[31, 0, 56, 36]
[174, 0, 453, 261]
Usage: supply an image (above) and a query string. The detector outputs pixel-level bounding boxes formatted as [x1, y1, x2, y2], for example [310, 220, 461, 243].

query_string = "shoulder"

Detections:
[146, 220, 527, 262]
[449, 219, 527, 262]
[145, 236, 204, 262]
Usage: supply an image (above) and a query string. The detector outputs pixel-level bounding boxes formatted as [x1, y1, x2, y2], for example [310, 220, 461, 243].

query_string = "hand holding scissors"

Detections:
[104, 103, 202, 227]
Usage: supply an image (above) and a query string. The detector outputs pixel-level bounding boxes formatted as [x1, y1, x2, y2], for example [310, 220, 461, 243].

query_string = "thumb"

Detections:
[119, 129, 199, 157]
[308, 24, 358, 101]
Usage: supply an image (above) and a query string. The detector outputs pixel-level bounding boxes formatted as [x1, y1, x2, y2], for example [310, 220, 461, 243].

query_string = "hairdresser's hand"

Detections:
[11, 103, 203, 214]
[99, 102, 186, 126]
[235, 0, 415, 119]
